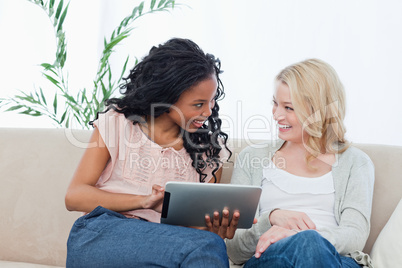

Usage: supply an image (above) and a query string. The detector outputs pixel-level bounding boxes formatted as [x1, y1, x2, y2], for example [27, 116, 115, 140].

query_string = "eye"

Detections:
[194, 103, 203, 108]
[285, 106, 294, 111]
[272, 100, 278, 106]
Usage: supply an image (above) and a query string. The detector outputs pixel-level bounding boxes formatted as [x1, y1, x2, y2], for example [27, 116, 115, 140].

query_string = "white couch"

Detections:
[0, 128, 401, 267]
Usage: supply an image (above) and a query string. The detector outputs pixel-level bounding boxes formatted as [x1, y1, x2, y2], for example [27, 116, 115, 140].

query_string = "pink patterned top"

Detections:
[92, 110, 229, 222]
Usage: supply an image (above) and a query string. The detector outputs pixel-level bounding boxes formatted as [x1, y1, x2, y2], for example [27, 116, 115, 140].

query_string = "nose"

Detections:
[273, 106, 285, 121]
[202, 103, 213, 117]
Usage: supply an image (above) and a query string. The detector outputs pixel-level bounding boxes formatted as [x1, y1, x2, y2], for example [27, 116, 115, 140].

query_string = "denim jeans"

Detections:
[244, 230, 361, 268]
[66, 206, 229, 268]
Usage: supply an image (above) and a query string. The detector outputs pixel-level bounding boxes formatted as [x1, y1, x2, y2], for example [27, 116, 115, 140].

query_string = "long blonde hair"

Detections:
[276, 59, 349, 160]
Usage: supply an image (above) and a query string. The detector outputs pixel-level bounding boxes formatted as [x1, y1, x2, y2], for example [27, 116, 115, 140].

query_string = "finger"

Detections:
[295, 221, 309, 231]
[255, 239, 272, 258]
[303, 217, 316, 230]
[295, 218, 312, 231]
[255, 226, 291, 257]
[221, 209, 230, 228]
[255, 231, 274, 258]
[231, 210, 240, 226]
[212, 211, 220, 232]
[152, 184, 164, 193]
[216, 209, 230, 238]
[227, 211, 239, 239]
[288, 222, 300, 230]
[205, 214, 213, 230]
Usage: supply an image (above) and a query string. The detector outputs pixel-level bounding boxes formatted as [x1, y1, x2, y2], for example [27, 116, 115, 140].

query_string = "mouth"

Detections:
[278, 124, 292, 130]
[192, 119, 206, 128]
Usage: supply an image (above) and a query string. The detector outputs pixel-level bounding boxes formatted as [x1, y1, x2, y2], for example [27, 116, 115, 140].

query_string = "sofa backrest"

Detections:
[0, 128, 401, 266]
[0, 128, 91, 266]
[353, 143, 402, 253]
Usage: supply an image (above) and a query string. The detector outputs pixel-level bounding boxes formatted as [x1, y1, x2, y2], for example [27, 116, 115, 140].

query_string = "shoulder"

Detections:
[338, 145, 374, 168]
[94, 109, 137, 131]
[237, 139, 284, 159]
[98, 109, 128, 122]
[333, 145, 375, 185]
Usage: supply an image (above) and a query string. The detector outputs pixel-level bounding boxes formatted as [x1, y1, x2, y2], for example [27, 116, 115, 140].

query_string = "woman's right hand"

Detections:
[254, 225, 298, 258]
[141, 184, 165, 213]
[269, 209, 316, 231]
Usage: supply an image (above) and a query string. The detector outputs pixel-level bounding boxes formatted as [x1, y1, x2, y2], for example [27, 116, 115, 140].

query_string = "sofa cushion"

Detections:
[370, 199, 402, 267]
[0, 260, 62, 268]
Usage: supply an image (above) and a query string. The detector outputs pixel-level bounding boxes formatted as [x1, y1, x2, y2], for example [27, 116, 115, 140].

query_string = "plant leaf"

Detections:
[65, 116, 70, 128]
[138, 1, 144, 15]
[40, 63, 53, 69]
[60, 109, 67, 123]
[105, 32, 129, 51]
[55, 0, 64, 19]
[131, 7, 138, 18]
[20, 108, 33, 115]
[41, 63, 58, 76]
[31, 111, 42, 116]
[49, 0, 55, 16]
[6, 105, 24, 112]
[64, 93, 77, 104]
[57, 2, 69, 32]
[39, 87, 47, 105]
[44, 74, 63, 90]
[158, 0, 167, 8]
[81, 88, 87, 103]
[150, 0, 156, 10]
[53, 93, 57, 114]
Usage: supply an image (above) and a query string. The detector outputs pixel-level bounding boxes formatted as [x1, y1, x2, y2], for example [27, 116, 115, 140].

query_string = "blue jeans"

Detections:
[244, 230, 361, 268]
[67, 206, 229, 268]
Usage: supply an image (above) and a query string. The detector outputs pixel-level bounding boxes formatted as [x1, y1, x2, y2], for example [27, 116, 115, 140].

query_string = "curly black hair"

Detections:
[91, 38, 231, 182]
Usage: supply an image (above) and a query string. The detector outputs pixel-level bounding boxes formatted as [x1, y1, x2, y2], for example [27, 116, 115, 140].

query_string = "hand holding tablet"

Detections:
[161, 182, 262, 229]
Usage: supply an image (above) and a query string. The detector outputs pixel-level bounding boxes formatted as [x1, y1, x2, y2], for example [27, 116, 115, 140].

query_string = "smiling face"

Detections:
[272, 81, 309, 144]
[166, 74, 218, 133]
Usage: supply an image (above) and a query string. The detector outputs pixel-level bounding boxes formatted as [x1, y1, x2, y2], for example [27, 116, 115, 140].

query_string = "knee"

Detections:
[181, 231, 229, 267]
[297, 230, 330, 246]
[259, 230, 339, 267]
[297, 229, 322, 241]
[185, 229, 227, 256]
[292, 230, 337, 257]
[200, 231, 226, 251]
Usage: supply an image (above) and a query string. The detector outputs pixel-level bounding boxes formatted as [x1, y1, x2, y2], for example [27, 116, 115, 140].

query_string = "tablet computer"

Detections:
[161, 182, 262, 229]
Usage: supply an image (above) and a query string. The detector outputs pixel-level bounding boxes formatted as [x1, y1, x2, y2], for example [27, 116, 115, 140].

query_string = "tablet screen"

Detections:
[161, 182, 262, 228]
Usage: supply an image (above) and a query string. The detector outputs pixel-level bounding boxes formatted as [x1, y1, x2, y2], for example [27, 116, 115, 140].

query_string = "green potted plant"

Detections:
[0, 0, 176, 129]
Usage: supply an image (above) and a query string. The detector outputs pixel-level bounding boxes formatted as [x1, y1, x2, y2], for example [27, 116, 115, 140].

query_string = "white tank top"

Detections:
[259, 163, 338, 231]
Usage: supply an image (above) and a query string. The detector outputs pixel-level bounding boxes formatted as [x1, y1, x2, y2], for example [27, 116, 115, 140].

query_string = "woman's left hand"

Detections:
[254, 225, 298, 258]
[205, 209, 240, 239]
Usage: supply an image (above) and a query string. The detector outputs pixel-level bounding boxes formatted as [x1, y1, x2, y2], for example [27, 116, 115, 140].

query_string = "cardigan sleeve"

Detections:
[319, 149, 375, 255]
[225, 145, 274, 265]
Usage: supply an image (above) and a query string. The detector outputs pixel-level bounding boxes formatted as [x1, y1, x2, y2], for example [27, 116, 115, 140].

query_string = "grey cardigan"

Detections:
[226, 140, 375, 265]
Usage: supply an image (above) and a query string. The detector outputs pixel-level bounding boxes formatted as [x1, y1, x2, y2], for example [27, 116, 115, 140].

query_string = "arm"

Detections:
[65, 127, 164, 213]
[319, 152, 375, 255]
[225, 146, 274, 264]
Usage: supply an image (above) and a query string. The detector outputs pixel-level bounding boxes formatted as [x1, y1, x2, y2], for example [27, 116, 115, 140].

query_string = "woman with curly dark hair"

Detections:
[65, 38, 234, 267]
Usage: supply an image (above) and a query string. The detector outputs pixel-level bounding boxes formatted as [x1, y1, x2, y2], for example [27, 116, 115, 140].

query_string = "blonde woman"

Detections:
[226, 59, 374, 267]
